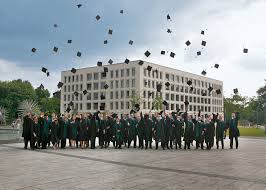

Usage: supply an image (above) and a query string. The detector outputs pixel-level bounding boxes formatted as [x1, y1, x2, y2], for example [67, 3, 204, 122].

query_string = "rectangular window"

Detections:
[72, 76, 75, 82]
[121, 102, 124, 109]
[132, 79, 135, 87]
[115, 70, 119, 78]
[132, 68, 136, 76]
[87, 103, 91, 110]
[94, 73, 99, 80]
[176, 95, 179, 101]
[126, 80, 130, 88]
[111, 71, 114, 78]
[93, 83, 98, 90]
[68, 76, 71, 83]
[64, 95, 66, 101]
[110, 81, 114, 89]
[87, 93, 91, 100]
[126, 91, 130, 98]
[72, 85, 74, 92]
[121, 91, 124, 98]
[76, 84, 79, 91]
[166, 93, 170, 100]
[80, 84, 83, 91]
[115, 91, 119, 99]
[93, 92, 98, 100]
[121, 69, 124, 77]
[165, 74, 169, 80]
[93, 103, 98, 110]
[87, 83, 92, 90]
[80, 94, 83, 101]
[68, 94, 70, 101]
[171, 94, 174, 101]
[80, 103, 83, 110]
[64, 86, 66, 92]
[80, 74, 83, 82]
[121, 80, 124, 88]
[64, 76, 67, 83]
[76, 75, 79, 82]
[144, 68, 146, 76]
[110, 102, 113, 110]
[101, 82, 105, 89]
[126, 102, 130, 109]
[87, 73, 92, 81]
[110, 91, 113, 99]
[171, 104, 174, 110]
[115, 102, 119, 110]
[126, 69, 130, 76]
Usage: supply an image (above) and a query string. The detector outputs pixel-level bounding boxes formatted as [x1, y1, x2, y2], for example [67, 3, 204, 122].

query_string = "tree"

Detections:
[0, 80, 36, 120]
[152, 95, 163, 111]
[35, 87, 50, 102]
[130, 90, 143, 109]
[39, 97, 60, 114]
[17, 100, 41, 118]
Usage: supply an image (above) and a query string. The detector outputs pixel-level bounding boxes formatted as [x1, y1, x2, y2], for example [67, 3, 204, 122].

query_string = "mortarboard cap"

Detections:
[243, 48, 248, 53]
[77, 52, 82, 57]
[201, 30, 205, 35]
[214, 64, 219, 69]
[66, 107, 71, 113]
[53, 47, 58, 53]
[120, 10, 124, 14]
[163, 101, 168, 106]
[170, 52, 175, 58]
[71, 68, 77, 74]
[189, 87, 194, 92]
[185, 40, 191, 46]
[108, 29, 113, 35]
[96, 15, 101, 20]
[201, 70, 207, 76]
[69, 101, 74, 107]
[100, 94, 106, 100]
[161, 50, 165, 55]
[156, 84, 162, 92]
[83, 90, 88, 95]
[147, 66, 152, 71]
[74, 91, 79, 97]
[41, 67, 47, 73]
[39, 84, 44, 89]
[148, 91, 153, 97]
[167, 14, 171, 20]
[57, 82, 63, 89]
[187, 80, 192, 86]
[159, 111, 164, 115]
[67, 40, 72, 44]
[108, 59, 113, 64]
[208, 86, 213, 92]
[125, 58, 130, 64]
[165, 82, 170, 87]
[184, 100, 189, 106]
[138, 60, 144, 65]
[216, 89, 221, 94]
[46, 72, 50, 77]
[100, 105, 105, 111]
[201, 41, 207, 46]
[233, 88, 238, 94]
[202, 91, 207, 96]
[197, 51, 201, 56]
[129, 40, 134, 45]
[97, 61, 103, 67]
[103, 67, 108, 73]
[77, 4, 82, 8]
[167, 29, 172, 33]
[144, 50, 151, 57]
[32, 48, 37, 53]
[104, 40, 108, 44]
[104, 84, 109, 89]
[53, 24, 58, 28]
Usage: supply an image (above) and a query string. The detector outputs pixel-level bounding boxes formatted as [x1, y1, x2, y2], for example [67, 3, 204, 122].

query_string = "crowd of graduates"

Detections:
[22, 110, 240, 151]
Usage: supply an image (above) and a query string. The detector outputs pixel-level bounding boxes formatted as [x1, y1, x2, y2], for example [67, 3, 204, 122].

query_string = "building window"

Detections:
[181, 95, 184, 101]
[93, 92, 98, 100]
[115, 80, 119, 88]
[64, 76, 67, 83]
[126, 102, 130, 109]
[68, 94, 70, 101]
[126, 91, 130, 98]
[176, 104, 179, 110]
[115, 91, 119, 99]
[126, 69, 130, 76]
[166, 93, 170, 100]
[143, 91, 146, 98]
[171, 94, 174, 101]
[80, 103, 83, 110]
[171, 74, 174, 81]
[176, 95, 179, 101]
[87, 103, 91, 110]
[87, 73, 92, 81]
[64, 95, 66, 101]
[72, 85, 74, 92]
[165, 73, 169, 80]
[144, 68, 146, 76]
[143, 102, 146, 109]
[132, 79, 135, 87]
[121, 80, 124, 88]
[64, 86, 66, 92]
[87, 83, 92, 90]
[76, 84, 79, 91]
[115, 102, 119, 110]
[94, 73, 99, 80]
[110, 81, 114, 89]
[80, 94, 83, 101]
[93, 103, 98, 110]
[110, 102, 113, 110]
[110, 91, 113, 99]
[76, 75, 79, 82]
[115, 70, 119, 78]
[101, 82, 106, 89]
[87, 93, 91, 100]
[121, 102, 124, 109]
[93, 83, 98, 90]
[121, 69, 124, 77]
[171, 104, 174, 110]
[132, 68, 136, 76]
[121, 91, 124, 98]
[80, 74, 83, 82]
[126, 80, 130, 88]
[111, 71, 114, 78]
[160, 72, 162, 79]
[72, 76, 75, 82]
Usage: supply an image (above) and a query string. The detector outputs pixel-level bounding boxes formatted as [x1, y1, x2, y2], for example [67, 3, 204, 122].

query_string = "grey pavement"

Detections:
[0, 138, 266, 190]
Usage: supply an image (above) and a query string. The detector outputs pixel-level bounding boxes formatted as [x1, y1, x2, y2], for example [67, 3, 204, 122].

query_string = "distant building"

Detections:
[60, 60, 223, 115]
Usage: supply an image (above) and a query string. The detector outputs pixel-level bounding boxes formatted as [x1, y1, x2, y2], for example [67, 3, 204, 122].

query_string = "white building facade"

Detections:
[60, 60, 223, 115]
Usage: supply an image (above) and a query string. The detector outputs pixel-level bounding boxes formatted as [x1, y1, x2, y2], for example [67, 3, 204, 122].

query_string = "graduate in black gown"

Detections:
[22, 112, 34, 149]
[51, 116, 60, 149]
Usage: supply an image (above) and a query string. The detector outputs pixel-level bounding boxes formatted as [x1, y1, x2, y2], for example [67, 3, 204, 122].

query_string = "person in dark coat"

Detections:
[143, 114, 152, 149]
[171, 112, 183, 149]
[22, 112, 34, 149]
[59, 115, 68, 149]
[69, 115, 78, 148]
[128, 114, 138, 148]
[183, 114, 194, 150]
[137, 113, 144, 149]
[32, 116, 40, 149]
[164, 114, 171, 149]
[51, 117, 60, 149]
[114, 117, 123, 149]
[39, 113, 49, 149]
[229, 112, 240, 149]
[216, 115, 225, 149]
[90, 112, 99, 149]
[105, 115, 114, 148]
[79, 114, 88, 148]
[155, 114, 166, 150]
[98, 113, 106, 148]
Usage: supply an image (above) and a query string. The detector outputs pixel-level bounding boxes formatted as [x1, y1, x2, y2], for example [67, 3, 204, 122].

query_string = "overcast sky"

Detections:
[0, 0, 265, 97]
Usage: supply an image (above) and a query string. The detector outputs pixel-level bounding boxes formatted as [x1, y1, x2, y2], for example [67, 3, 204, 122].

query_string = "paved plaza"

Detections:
[0, 138, 266, 190]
